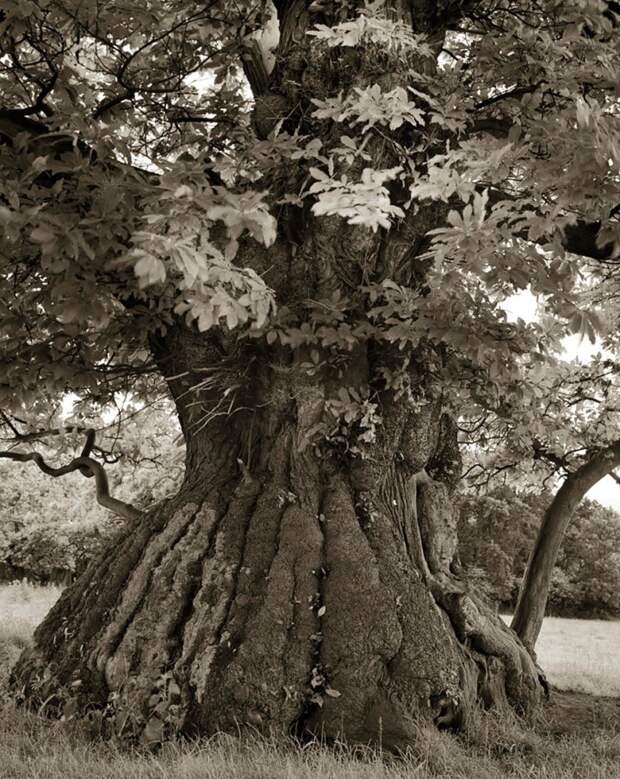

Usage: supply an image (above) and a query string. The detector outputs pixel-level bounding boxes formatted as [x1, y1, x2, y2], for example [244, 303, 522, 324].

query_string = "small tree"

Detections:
[512, 438, 620, 648]
[461, 357, 620, 649]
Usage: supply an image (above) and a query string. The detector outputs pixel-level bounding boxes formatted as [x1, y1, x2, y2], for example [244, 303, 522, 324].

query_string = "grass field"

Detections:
[0, 581, 62, 688]
[501, 614, 620, 697]
[0, 583, 618, 778]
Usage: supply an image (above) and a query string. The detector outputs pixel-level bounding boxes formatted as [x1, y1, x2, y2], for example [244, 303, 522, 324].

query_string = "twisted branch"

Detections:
[0, 429, 141, 523]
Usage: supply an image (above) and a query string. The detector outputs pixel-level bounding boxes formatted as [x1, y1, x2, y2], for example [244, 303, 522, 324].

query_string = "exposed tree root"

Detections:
[11, 412, 543, 750]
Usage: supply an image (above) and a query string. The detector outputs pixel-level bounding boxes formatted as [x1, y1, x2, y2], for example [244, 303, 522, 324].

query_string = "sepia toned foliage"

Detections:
[0, 0, 618, 749]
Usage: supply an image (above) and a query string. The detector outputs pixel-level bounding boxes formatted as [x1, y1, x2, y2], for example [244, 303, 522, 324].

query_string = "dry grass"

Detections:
[0, 582, 62, 688]
[0, 585, 618, 779]
[536, 617, 620, 697]
[501, 614, 620, 697]
[0, 697, 618, 779]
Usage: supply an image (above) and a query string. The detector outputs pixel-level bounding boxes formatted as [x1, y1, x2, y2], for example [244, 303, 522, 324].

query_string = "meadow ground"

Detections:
[0, 581, 62, 689]
[0, 583, 618, 778]
[501, 613, 620, 697]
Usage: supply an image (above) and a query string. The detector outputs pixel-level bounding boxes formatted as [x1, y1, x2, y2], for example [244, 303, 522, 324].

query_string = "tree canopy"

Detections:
[0, 0, 619, 448]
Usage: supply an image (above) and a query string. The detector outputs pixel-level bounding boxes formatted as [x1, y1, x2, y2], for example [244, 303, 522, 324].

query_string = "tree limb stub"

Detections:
[0, 429, 141, 523]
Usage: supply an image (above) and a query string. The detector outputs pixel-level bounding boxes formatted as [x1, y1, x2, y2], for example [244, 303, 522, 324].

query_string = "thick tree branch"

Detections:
[484, 187, 619, 262]
[0, 430, 141, 523]
[562, 220, 619, 261]
[241, 38, 271, 97]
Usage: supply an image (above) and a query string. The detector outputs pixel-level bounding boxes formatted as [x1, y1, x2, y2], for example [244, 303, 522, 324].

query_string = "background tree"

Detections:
[0, 0, 619, 748]
[456, 488, 620, 618]
[460, 355, 620, 649]
[456, 488, 537, 607]
[511, 437, 620, 648]
[550, 497, 620, 617]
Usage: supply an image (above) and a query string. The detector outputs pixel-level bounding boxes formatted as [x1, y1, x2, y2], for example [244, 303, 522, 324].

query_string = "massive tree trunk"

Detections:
[11, 325, 543, 748]
[11, 0, 544, 749]
[512, 442, 620, 651]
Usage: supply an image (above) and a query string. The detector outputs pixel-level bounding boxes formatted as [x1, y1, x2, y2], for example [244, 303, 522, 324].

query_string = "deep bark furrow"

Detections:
[223, 426, 297, 637]
[177, 474, 262, 696]
[94, 501, 204, 675]
[281, 554, 301, 701]
[102, 500, 222, 717]
[210, 495, 259, 650]
[361, 467, 476, 725]
[263, 506, 323, 728]
[288, 495, 328, 739]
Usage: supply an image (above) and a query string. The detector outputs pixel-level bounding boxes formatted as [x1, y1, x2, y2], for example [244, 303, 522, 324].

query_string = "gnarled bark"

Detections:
[10, 0, 545, 749]
[11, 325, 543, 749]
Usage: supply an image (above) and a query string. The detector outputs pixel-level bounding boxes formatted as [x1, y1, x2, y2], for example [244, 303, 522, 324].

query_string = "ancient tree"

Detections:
[1, 0, 619, 747]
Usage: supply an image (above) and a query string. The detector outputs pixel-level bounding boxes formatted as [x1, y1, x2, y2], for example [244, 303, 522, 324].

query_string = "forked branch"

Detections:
[0, 429, 141, 523]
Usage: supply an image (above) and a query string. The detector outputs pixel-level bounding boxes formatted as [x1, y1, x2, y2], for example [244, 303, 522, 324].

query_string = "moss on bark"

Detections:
[11, 387, 543, 749]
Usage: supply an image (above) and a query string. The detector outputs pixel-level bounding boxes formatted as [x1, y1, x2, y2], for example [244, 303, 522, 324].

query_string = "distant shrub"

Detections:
[1, 403, 184, 583]
[457, 488, 620, 619]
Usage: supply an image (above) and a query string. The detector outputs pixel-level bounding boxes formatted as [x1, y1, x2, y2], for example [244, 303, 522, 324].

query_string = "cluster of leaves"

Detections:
[118, 162, 277, 330]
[307, 2, 433, 53]
[0, 0, 618, 499]
[307, 164, 406, 231]
[297, 384, 382, 457]
[302, 1, 618, 393]
[0, 0, 279, 413]
[245, 1, 619, 442]
[461, 355, 620, 489]
[311, 85, 425, 132]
